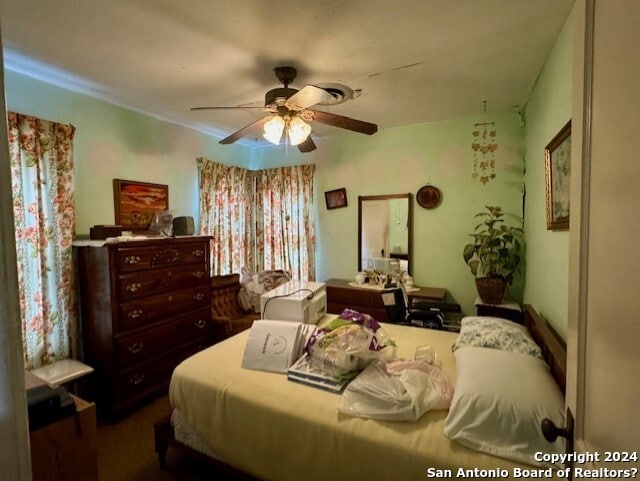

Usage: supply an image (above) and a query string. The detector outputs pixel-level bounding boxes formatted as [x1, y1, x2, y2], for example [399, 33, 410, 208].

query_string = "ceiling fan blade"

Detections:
[219, 117, 270, 144]
[297, 136, 316, 153]
[191, 106, 270, 111]
[286, 85, 334, 110]
[308, 109, 378, 135]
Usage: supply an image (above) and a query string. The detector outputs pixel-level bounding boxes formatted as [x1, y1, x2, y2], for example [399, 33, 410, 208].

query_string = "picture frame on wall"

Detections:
[113, 179, 169, 228]
[545, 121, 571, 230]
[324, 188, 348, 210]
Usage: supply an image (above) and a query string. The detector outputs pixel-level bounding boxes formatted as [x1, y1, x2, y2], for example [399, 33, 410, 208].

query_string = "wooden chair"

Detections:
[211, 273, 260, 338]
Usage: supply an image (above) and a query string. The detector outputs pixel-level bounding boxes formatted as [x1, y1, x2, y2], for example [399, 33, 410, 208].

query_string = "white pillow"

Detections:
[443, 346, 565, 468]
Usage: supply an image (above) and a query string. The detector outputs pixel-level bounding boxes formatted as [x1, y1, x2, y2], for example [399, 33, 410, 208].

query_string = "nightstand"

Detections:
[474, 297, 524, 324]
[26, 371, 98, 481]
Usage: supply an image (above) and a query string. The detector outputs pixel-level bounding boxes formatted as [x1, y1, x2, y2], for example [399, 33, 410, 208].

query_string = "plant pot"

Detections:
[475, 277, 507, 305]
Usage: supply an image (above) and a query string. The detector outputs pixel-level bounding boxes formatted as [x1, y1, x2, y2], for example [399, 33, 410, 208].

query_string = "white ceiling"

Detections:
[0, 0, 574, 147]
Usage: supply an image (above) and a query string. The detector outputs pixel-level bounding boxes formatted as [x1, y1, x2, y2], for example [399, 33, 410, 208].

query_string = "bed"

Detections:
[155, 304, 566, 480]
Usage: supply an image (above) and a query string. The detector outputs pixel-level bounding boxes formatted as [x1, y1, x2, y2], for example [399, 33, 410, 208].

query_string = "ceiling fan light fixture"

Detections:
[263, 115, 285, 145]
[288, 116, 312, 146]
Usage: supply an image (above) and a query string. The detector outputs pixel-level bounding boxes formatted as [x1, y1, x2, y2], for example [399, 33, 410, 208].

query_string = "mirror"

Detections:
[358, 193, 412, 275]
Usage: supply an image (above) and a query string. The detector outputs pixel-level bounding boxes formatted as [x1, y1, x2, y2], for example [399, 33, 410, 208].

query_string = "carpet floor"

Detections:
[96, 395, 213, 481]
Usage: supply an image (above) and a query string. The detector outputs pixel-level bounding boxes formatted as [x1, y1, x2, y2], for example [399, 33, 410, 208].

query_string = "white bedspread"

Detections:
[169, 321, 529, 481]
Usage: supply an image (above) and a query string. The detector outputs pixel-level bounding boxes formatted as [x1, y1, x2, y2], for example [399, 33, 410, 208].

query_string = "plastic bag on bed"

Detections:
[304, 309, 396, 378]
[338, 359, 453, 422]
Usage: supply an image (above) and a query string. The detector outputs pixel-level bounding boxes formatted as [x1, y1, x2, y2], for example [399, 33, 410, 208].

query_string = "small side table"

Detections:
[26, 371, 99, 481]
[474, 297, 524, 324]
[31, 358, 94, 397]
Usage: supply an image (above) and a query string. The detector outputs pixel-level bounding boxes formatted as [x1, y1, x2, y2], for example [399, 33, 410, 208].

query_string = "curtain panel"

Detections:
[7, 112, 77, 370]
[197, 158, 255, 275]
[255, 164, 315, 280]
[197, 159, 315, 281]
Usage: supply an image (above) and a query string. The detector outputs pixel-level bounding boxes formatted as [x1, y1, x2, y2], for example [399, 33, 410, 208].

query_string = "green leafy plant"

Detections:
[462, 205, 523, 284]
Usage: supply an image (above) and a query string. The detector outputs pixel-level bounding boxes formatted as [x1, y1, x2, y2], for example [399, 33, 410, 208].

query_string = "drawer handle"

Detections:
[193, 293, 205, 301]
[125, 255, 141, 265]
[128, 309, 143, 319]
[126, 282, 142, 293]
[127, 342, 144, 354]
[192, 249, 204, 257]
[193, 271, 205, 278]
[128, 373, 145, 386]
[195, 319, 207, 329]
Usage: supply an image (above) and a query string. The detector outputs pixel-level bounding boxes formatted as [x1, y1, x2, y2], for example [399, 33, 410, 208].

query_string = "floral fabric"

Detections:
[452, 316, 543, 360]
[7, 112, 77, 370]
[197, 158, 255, 275]
[198, 159, 315, 281]
[255, 164, 315, 280]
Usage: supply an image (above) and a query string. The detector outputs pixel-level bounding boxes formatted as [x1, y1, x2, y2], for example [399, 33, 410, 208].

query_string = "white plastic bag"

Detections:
[338, 360, 453, 422]
[305, 311, 397, 378]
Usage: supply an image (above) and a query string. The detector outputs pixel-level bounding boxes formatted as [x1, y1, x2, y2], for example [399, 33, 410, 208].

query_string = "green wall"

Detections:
[4, 70, 252, 236]
[256, 110, 526, 316]
[522, 11, 573, 338]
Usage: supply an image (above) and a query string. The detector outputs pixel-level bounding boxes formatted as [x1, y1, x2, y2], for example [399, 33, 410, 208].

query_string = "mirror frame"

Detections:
[358, 193, 413, 275]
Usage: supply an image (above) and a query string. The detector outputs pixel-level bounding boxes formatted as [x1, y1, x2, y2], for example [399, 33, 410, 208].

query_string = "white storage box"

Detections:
[260, 281, 327, 324]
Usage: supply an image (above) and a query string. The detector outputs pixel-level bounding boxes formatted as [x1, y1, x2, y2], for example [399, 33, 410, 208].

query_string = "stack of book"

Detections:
[287, 353, 353, 393]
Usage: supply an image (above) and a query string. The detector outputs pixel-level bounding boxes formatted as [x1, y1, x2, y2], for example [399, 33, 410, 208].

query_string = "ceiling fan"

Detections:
[191, 66, 378, 153]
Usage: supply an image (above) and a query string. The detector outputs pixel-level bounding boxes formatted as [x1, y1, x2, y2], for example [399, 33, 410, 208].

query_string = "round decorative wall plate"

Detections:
[417, 184, 441, 209]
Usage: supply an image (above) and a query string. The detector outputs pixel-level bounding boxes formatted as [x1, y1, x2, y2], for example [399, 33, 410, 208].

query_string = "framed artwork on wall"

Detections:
[545, 121, 571, 230]
[324, 188, 348, 210]
[113, 179, 169, 228]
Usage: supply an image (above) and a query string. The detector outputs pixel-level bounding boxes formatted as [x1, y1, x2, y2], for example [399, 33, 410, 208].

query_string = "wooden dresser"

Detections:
[326, 278, 447, 321]
[75, 236, 214, 417]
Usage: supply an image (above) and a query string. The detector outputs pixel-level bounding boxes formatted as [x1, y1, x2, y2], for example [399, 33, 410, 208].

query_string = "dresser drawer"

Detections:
[116, 241, 208, 273]
[118, 286, 210, 331]
[114, 341, 207, 405]
[326, 284, 373, 306]
[115, 308, 212, 368]
[118, 263, 208, 300]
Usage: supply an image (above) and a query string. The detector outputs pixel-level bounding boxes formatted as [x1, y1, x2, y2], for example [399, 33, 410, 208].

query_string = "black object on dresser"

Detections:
[75, 236, 214, 418]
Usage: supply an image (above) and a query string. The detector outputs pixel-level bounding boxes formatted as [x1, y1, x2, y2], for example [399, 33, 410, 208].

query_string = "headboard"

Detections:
[523, 304, 567, 393]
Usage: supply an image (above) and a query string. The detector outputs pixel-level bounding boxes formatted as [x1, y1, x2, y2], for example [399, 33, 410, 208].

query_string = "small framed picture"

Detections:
[324, 188, 348, 210]
[545, 121, 571, 230]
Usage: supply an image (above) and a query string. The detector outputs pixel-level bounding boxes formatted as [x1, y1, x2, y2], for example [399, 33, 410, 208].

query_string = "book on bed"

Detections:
[286, 353, 352, 393]
[241, 320, 316, 373]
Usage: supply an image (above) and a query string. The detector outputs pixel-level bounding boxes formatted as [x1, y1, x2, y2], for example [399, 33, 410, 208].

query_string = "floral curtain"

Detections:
[197, 158, 255, 275]
[198, 160, 315, 281]
[255, 164, 315, 281]
[7, 112, 77, 370]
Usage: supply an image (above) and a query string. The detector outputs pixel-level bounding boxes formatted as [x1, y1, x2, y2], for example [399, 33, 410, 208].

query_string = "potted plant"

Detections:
[462, 205, 523, 305]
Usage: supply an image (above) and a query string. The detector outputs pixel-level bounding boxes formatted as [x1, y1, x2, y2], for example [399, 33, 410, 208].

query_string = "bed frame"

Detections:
[522, 304, 567, 393]
[154, 304, 567, 476]
[154, 413, 257, 479]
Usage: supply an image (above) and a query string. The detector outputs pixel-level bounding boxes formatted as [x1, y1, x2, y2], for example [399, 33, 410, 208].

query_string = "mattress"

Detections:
[169, 321, 530, 481]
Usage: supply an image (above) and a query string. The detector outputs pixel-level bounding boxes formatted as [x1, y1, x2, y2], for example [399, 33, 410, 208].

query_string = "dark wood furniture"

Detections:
[523, 304, 567, 394]
[325, 278, 446, 321]
[211, 273, 260, 338]
[75, 236, 214, 417]
[475, 297, 524, 324]
[26, 371, 99, 481]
